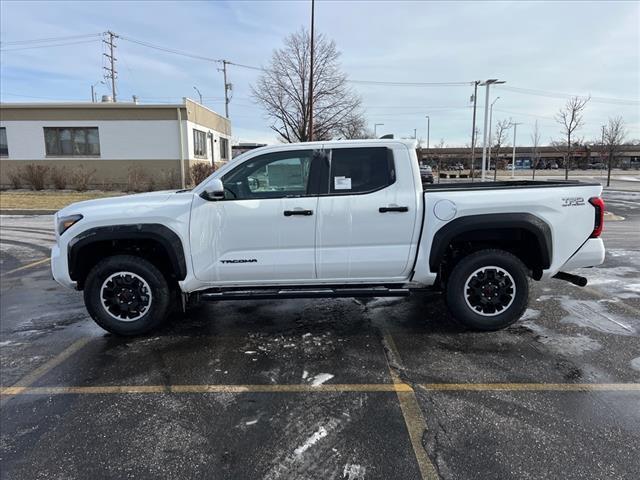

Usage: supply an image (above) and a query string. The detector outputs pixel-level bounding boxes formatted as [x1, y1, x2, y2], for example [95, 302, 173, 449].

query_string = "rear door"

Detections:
[315, 145, 420, 281]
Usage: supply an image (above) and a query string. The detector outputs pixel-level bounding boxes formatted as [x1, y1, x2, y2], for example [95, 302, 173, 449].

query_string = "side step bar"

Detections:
[200, 286, 412, 302]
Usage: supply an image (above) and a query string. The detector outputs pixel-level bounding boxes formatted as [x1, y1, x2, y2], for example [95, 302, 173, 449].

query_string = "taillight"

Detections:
[589, 197, 604, 238]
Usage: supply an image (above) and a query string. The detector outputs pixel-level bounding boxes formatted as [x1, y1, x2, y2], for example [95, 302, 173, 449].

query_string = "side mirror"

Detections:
[200, 178, 225, 201]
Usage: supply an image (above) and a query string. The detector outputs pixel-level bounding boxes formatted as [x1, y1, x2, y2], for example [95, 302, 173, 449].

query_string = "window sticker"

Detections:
[334, 176, 352, 190]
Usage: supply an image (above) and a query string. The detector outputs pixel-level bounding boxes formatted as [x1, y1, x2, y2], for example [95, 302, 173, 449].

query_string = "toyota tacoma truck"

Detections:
[51, 140, 605, 335]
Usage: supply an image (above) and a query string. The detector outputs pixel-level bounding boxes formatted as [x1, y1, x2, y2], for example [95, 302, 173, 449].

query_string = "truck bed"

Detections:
[423, 180, 601, 192]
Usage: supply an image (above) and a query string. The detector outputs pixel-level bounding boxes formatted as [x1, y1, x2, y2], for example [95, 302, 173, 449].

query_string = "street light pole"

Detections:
[487, 96, 500, 174]
[469, 81, 479, 181]
[511, 121, 522, 178]
[193, 86, 203, 105]
[425, 115, 430, 151]
[480, 79, 505, 181]
[374, 123, 384, 137]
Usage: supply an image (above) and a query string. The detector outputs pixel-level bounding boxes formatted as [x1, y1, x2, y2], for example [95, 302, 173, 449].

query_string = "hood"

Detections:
[57, 190, 183, 217]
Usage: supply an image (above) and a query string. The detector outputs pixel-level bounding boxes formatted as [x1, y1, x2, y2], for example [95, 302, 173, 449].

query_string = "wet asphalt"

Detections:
[0, 190, 639, 480]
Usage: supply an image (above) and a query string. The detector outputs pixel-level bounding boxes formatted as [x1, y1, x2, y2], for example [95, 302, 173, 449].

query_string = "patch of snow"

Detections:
[245, 419, 258, 426]
[244, 350, 257, 355]
[343, 464, 367, 479]
[302, 370, 309, 379]
[523, 321, 602, 355]
[294, 426, 328, 455]
[559, 298, 636, 336]
[0, 340, 13, 347]
[521, 309, 540, 320]
[631, 357, 640, 372]
[309, 373, 334, 386]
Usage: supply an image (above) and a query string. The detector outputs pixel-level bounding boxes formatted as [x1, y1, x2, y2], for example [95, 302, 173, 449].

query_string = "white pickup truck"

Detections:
[51, 140, 605, 335]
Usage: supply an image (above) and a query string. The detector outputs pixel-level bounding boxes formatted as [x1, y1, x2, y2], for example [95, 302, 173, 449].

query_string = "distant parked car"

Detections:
[420, 164, 434, 183]
[589, 162, 606, 170]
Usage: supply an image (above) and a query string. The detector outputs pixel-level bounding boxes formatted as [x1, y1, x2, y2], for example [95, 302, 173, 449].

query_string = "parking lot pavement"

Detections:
[1, 192, 639, 480]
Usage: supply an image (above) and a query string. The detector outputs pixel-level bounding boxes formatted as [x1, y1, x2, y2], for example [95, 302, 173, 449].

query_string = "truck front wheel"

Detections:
[445, 249, 529, 331]
[83, 255, 171, 336]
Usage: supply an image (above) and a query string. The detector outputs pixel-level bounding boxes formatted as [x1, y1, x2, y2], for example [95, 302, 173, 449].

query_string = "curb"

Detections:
[0, 209, 57, 216]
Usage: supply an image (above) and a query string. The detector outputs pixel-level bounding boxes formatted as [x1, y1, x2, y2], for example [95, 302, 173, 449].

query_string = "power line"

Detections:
[496, 85, 639, 105]
[119, 35, 221, 63]
[0, 39, 100, 52]
[349, 79, 472, 87]
[0, 33, 103, 45]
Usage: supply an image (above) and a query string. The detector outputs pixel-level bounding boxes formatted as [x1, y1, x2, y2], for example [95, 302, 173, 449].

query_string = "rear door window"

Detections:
[328, 147, 395, 194]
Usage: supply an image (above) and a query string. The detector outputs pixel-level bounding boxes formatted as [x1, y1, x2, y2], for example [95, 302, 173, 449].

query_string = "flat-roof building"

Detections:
[0, 98, 231, 189]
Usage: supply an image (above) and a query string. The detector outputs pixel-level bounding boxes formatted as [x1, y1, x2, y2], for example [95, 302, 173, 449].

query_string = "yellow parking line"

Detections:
[421, 383, 640, 391]
[383, 331, 440, 480]
[0, 337, 91, 406]
[2, 257, 49, 276]
[2, 382, 638, 397]
[0, 384, 412, 396]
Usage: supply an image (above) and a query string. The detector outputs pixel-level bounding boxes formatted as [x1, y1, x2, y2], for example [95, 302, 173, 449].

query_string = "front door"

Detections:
[315, 145, 420, 281]
[190, 149, 322, 284]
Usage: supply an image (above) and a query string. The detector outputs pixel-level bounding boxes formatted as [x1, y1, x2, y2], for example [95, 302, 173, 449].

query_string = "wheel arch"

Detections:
[429, 213, 552, 277]
[68, 224, 187, 289]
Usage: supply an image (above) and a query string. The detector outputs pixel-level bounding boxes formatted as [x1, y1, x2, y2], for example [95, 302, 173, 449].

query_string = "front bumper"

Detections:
[51, 243, 77, 289]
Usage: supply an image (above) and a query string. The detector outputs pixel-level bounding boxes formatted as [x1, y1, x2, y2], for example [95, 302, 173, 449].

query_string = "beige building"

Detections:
[0, 98, 232, 189]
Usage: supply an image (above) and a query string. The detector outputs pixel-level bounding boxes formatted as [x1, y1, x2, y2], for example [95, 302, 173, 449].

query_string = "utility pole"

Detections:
[469, 81, 479, 181]
[308, 0, 315, 141]
[510, 121, 522, 178]
[219, 60, 231, 118]
[374, 123, 384, 137]
[413, 128, 417, 140]
[193, 86, 203, 105]
[102, 31, 118, 102]
[480, 79, 505, 181]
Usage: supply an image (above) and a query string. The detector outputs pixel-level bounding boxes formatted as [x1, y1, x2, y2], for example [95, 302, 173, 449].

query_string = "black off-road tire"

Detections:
[445, 249, 529, 331]
[84, 255, 171, 336]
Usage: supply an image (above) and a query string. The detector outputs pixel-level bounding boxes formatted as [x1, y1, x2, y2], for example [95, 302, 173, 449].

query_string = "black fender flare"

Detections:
[428, 213, 552, 272]
[67, 223, 187, 281]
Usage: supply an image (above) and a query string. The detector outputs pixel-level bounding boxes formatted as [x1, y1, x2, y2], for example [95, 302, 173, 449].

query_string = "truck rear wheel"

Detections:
[445, 249, 529, 331]
[84, 255, 170, 336]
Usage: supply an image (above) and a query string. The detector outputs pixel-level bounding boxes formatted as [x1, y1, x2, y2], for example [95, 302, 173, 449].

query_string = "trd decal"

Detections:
[562, 197, 585, 207]
[220, 259, 258, 264]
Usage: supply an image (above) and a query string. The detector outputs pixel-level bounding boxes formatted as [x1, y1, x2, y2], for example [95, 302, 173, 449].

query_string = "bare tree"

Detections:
[555, 95, 590, 180]
[492, 119, 511, 181]
[603, 116, 626, 187]
[252, 28, 364, 142]
[336, 113, 373, 139]
[530, 120, 541, 180]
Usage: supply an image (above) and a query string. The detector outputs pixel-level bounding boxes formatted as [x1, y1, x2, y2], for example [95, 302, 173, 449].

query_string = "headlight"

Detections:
[57, 214, 83, 235]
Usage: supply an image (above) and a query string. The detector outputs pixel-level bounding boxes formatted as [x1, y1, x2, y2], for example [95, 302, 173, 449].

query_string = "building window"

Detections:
[220, 137, 229, 161]
[193, 129, 207, 158]
[44, 127, 100, 156]
[0, 127, 7, 157]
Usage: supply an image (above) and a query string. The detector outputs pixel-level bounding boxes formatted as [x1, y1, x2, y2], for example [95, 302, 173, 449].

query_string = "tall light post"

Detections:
[90, 81, 103, 103]
[480, 79, 505, 181]
[425, 115, 430, 150]
[193, 86, 203, 104]
[469, 80, 479, 181]
[487, 96, 500, 173]
[510, 121, 523, 178]
[374, 123, 384, 137]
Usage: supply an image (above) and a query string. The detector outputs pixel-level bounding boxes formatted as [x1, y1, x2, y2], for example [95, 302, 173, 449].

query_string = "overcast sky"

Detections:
[1, 0, 638, 146]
